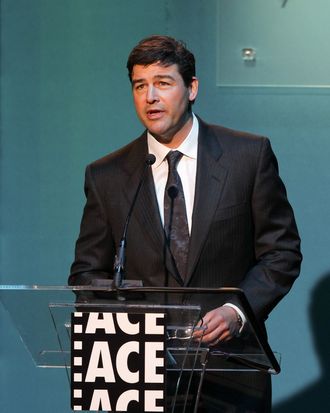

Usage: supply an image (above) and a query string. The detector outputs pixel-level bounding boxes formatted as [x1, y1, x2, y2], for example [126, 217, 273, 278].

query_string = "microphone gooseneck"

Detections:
[112, 154, 156, 289]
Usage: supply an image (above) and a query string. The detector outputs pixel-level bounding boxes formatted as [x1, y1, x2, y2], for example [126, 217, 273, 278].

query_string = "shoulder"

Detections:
[199, 116, 268, 146]
[197, 116, 272, 164]
[87, 131, 148, 176]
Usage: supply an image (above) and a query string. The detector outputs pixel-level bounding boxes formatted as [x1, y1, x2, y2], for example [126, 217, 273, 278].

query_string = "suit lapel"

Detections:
[185, 119, 228, 285]
[121, 133, 163, 247]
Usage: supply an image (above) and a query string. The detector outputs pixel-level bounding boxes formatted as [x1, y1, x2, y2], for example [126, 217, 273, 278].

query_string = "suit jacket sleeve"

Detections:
[239, 137, 302, 320]
[68, 164, 115, 286]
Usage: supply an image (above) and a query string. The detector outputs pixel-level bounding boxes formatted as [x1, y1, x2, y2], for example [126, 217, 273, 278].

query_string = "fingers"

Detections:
[193, 316, 225, 343]
[193, 306, 239, 345]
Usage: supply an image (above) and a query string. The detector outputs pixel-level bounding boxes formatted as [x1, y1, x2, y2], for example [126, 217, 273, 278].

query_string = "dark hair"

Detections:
[126, 35, 196, 87]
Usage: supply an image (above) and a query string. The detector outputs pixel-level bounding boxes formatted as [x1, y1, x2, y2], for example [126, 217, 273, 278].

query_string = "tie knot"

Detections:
[166, 151, 183, 171]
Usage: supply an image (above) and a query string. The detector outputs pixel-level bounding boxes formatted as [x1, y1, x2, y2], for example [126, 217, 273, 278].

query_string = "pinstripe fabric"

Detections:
[69, 116, 302, 412]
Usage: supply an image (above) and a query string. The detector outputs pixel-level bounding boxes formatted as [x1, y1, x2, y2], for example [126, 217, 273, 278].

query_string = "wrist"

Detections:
[223, 303, 245, 334]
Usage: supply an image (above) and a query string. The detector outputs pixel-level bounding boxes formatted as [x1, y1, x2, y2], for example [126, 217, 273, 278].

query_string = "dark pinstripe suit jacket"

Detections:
[69, 116, 302, 324]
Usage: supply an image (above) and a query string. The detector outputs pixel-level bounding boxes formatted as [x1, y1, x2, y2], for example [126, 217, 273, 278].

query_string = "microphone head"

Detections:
[167, 185, 179, 199]
[145, 154, 156, 166]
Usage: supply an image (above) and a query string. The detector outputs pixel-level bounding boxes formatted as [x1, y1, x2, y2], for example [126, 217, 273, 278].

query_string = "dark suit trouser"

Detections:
[199, 372, 271, 413]
[167, 371, 271, 413]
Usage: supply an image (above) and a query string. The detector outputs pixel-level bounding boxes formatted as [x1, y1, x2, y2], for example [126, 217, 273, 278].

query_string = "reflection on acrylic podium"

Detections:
[0, 285, 280, 412]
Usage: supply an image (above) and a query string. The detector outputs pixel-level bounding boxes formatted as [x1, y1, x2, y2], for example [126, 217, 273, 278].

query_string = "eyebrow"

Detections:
[132, 74, 176, 85]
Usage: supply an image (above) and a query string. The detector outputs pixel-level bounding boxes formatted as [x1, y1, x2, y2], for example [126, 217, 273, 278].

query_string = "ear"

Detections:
[188, 77, 199, 102]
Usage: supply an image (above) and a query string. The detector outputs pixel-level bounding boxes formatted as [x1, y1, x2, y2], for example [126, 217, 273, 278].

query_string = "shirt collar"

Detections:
[147, 113, 199, 168]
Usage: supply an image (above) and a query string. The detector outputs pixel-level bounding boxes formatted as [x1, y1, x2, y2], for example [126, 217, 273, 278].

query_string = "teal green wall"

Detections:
[0, 1, 168, 411]
[1, 1, 329, 411]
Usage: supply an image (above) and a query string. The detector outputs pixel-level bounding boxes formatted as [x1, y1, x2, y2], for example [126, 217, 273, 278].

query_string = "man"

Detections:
[69, 35, 302, 412]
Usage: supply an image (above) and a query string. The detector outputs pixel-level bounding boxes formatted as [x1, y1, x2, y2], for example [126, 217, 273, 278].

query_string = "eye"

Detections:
[134, 83, 145, 91]
[157, 81, 170, 87]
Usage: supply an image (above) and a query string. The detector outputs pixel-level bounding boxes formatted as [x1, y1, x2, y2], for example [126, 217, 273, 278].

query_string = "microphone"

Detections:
[167, 185, 179, 199]
[112, 153, 156, 290]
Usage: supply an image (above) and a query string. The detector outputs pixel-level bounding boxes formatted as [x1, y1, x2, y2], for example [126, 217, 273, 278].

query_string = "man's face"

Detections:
[131, 63, 198, 148]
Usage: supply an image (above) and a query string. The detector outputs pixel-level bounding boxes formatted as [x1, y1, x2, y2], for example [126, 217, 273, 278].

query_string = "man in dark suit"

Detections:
[69, 35, 302, 412]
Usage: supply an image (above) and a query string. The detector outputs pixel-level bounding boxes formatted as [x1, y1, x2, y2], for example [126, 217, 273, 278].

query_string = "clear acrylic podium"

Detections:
[0, 285, 280, 412]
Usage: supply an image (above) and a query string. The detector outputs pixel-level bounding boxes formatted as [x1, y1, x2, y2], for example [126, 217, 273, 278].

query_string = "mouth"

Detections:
[146, 109, 165, 119]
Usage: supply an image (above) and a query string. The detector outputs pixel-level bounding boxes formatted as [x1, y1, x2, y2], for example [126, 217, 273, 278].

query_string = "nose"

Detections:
[146, 85, 159, 103]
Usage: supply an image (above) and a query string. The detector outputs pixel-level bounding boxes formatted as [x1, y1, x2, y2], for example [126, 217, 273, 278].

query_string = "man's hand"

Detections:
[193, 305, 241, 345]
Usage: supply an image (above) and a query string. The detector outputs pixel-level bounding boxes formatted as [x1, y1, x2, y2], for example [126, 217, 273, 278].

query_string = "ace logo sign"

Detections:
[71, 311, 166, 412]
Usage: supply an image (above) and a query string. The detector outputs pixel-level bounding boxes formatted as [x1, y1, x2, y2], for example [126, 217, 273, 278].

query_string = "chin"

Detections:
[148, 127, 168, 139]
